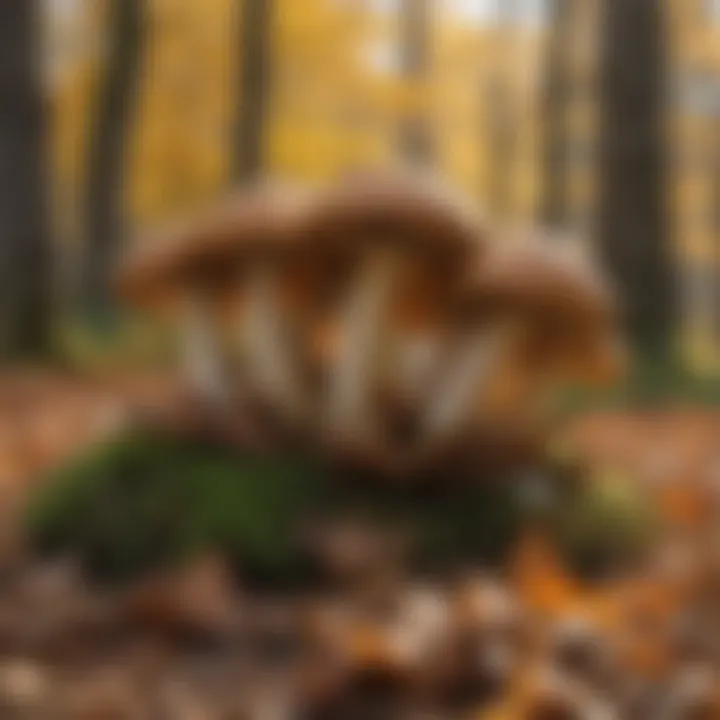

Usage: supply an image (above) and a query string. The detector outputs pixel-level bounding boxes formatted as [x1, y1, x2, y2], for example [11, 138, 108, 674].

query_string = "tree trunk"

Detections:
[234, 0, 272, 183]
[483, 0, 516, 218]
[597, 0, 676, 353]
[713, 119, 720, 346]
[82, 0, 145, 328]
[0, 0, 52, 357]
[398, 0, 433, 165]
[540, 0, 572, 228]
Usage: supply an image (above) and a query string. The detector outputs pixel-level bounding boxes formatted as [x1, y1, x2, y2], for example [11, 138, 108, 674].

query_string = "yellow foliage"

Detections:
[43, 0, 720, 365]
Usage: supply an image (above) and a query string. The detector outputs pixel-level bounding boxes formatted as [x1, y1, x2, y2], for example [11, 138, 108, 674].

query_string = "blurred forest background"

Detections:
[0, 0, 719, 378]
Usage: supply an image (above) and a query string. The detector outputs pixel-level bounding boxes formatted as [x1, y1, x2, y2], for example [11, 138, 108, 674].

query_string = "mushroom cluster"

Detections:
[118, 169, 624, 479]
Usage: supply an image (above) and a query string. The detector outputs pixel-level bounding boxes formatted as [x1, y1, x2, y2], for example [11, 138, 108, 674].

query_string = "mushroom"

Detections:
[118, 213, 236, 410]
[299, 167, 483, 454]
[218, 186, 316, 427]
[118, 183, 313, 427]
[421, 234, 624, 448]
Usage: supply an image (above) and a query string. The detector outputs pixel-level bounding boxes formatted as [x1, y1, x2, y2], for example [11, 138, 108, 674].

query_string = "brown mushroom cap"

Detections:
[457, 235, 625, 385]
[298, 166, 485, 269]
[458, 237, 615, 330]
[117, 182, 311, 310]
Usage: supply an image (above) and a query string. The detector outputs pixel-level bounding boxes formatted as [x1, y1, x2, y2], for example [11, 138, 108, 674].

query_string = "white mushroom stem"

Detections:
[326, 249, 399, 442]
[180, 295, 230, 409]
[393, 333, 442, 404]
[421, 323, 519, 444]
[243, 266, 307, 422]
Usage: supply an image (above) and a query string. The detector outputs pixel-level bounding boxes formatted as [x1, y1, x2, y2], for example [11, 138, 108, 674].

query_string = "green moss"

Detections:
[26, 429, 328, 582]
[25, 430, 657, 584]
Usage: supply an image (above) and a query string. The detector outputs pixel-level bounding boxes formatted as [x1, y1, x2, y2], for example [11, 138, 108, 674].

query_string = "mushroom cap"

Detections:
[117, 182, 311, 309]
[458, 235, 625, 385]
[458, 236, 615, 330]
[298, 166, 485, 268]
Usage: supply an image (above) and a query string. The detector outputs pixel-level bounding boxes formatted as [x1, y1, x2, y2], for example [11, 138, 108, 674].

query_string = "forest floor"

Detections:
[0, 368, 716, 717]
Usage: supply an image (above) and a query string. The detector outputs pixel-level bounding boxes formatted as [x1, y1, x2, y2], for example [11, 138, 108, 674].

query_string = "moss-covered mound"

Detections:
[25, 428, 657, 585]
[26, 430, 328, 583]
